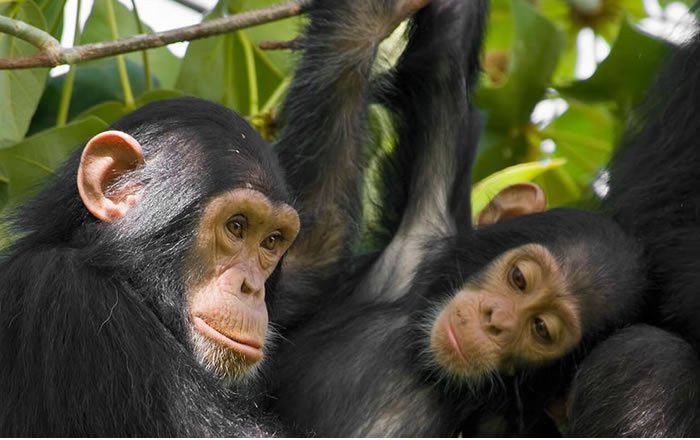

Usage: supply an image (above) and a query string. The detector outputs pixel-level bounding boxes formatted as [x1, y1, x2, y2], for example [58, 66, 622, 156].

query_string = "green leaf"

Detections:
[471, 159, 566, 219]
[38, 0, 66, 38]
[135, 89, 185, 105]
[535, 99, 617, 206]
[176, 5, 254, 113]
[28, 59, 158, 134]
[483, 0, 514, 52]
[176, 0, 296, 116]
[475, 0, 566, 130]
[557, 20, 671, 112]
[81, 0, 182, 88]
[0, 117, 108, 206]
[472, 129, 528, 182]
[0, 1, 50, 148]
[68, 89, 185, 127]
[0, 160, 8, 211]
[72, 101, 129, 126]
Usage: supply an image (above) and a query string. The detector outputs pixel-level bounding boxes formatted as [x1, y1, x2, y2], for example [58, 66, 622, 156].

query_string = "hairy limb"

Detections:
[277, 0, 429, 274]
[358, 0, 488, 300]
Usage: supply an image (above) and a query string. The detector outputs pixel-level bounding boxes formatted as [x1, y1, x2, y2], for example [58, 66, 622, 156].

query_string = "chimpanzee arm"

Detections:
[276, 0, 430, 273]
[273, 0, 429, 324]
[356, 0, 487, 301]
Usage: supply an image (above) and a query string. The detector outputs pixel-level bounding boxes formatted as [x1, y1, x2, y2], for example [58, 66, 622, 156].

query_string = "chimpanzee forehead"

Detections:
[109, 97, 293, 206]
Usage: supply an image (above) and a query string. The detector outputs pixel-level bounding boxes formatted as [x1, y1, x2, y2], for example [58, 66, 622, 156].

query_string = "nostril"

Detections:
[481, 304, 504, 335]
[481, 305, 494, 324]
[241, 280, 253, 295]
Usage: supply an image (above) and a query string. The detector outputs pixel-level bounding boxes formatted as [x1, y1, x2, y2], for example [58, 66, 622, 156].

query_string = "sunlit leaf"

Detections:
[0, 117, 108, 206]
[557, 20, 671, 112]
[28, 59, 157, 134]
[176, 4, 252, 113]
[0, 160, 8, 211]
[81, 0, 182, 88]
[534, 99, 617, 206]
[471, 159, 566, 219]
[483, 0, 514, 52]
[71, 89, 185, 127]
[475, 0, 565, 129]
[39, 0, 65, 38]
[0, 1, 49, 148]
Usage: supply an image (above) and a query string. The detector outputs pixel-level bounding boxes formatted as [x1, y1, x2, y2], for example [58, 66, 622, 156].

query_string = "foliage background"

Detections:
[0, 0, 697, 246]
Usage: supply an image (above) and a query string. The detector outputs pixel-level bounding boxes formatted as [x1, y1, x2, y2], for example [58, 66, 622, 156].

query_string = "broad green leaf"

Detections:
[557, 20, 670, 113]
[475, 0, 565, 130]
[38, 0, 66, 38]
[472, 129, 528, 182]
[0, 117, 108, 205]
[71, 89, 185, 127]
[473, 0, 565, 182]
[534, 99, 617, 206]
[0, 1, 50, 148]
[81, 0, 181, 88]
[540, 0, 644, 43]
[72, 100, 129, 126]
[0, 160, 8, 211]
[136, 89, 185, 105]
[483, 0, 514, 52]
[471, 159, 566, 219]
[28, 59, 159, 134]
[176, 4, 253, 114]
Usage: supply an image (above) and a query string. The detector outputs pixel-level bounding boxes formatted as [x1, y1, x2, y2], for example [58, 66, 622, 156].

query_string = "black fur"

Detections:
[604, 32, 700, 350]
[266, 0, 645, 436]
[0, 97, 288, 436]
[566, 30, 700, 438]
[567, 325, 700, 437]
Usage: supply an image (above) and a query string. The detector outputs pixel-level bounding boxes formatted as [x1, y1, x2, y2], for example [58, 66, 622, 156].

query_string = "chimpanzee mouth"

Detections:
[445, 317, 468, 363]
[192, 316, 263, 362]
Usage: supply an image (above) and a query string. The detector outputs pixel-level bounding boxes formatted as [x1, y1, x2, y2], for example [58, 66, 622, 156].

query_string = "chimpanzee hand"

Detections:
[309, 0, 432, 44]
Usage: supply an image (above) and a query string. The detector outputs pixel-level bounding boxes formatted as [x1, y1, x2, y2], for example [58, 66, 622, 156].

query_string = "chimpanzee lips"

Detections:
[192, 316, 264, 362]
[445, 315, 468, 363]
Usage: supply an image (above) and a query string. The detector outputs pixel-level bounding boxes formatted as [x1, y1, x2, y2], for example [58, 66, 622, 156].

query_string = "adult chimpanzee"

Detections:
[563, 30, 700, 437]
[0, 97, 300, 436]
[264, 0, 645, 436]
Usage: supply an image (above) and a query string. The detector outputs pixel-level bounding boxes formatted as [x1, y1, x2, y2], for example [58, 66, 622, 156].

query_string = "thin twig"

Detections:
[0, 15, 60, 50]
[0, 0, 312, 70]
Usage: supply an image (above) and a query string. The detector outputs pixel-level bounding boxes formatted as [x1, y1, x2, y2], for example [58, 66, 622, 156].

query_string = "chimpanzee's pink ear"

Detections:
[77, 130, 145, 222]
[476, 182, 546, 226]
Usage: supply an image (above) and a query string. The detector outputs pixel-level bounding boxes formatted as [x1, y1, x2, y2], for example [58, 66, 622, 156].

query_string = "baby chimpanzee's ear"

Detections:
[476, 182, 546, 226]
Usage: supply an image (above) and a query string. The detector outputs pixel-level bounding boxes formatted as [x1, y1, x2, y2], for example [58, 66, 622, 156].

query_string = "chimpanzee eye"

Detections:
[261, 234, 282, 251]
[509, 265, 527, 291]
[532, 317, 552, 344]
[226, 216, 246, 238]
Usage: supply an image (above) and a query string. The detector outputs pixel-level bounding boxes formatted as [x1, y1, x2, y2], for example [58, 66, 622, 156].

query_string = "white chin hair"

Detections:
[190, 330, 262, 386]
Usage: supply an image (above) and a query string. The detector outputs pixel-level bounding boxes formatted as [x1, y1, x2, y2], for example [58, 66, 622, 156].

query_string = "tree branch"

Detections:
[0, 15, 60, 50]
[0, 0, 312, 70]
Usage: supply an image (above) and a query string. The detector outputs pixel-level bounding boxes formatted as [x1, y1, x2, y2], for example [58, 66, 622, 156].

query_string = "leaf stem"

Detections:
[105, 0, 135, 110]
[240, 32, 258, 115]
[130, 0, 151, 92]
[56, 0, 82, 126]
